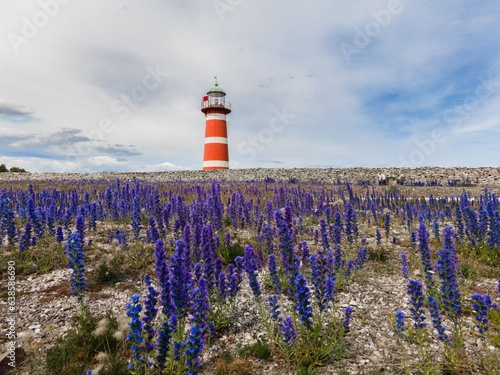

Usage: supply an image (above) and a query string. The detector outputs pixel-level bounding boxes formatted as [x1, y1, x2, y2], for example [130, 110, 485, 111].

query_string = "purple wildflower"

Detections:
[428, 296, 448, 342]
[410, 231, 417, 249]
[407, 279, 426, 329]
[65, 232, 86, 302]
[56, 226, 64, 243]
[76, 214, 85, 244]
[295, 273, 313, 328]
[143, 274, 158, 353]
[333, 245, 344, 271]
[146, 216, 160, 244]
[354, 247, 367, 271]
[281, 316, 296, 345]
[227, 263, 240, 299]
[268, 294, 283, 323]
[471, 293, 497, 335]
[126, 294, 144, 365]
[436, 249, 462, 321]
[184, 324, 204, 375]
[200, 225, 216, 293]
[325, 276, 336, 307]
[275, 209, 300, 296]
[432, 216, 440, 241]
[344, 259, 355, 279]
[342, 306, 354, 333]
[345, 204, 358, 244]
[243, 244, 261, 301]
[131, 195, 142, 240]
[268, 253, 282, 295]
[319, 218, 330, 251]
[298, 241, 310, 267]
[384, 212, 390, 239]
[217, 271, 228, 300]
[394, 309, 405, 337]
[191, 276, 214, 335]
[332, 224, 342, 246]
[0, 199, 16, 247]
[401, 253, 409, 280]
[261, 224, 275, 256]
[171, 239, 191, 320]
[418, 221, 435, 290]
[310, 252, 328, 311]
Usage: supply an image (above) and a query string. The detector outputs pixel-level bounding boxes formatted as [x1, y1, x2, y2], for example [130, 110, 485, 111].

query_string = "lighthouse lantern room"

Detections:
[201, 78, 231, 170]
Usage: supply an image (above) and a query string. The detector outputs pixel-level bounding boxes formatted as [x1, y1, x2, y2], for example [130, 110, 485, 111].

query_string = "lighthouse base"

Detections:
[202, 160, 229, 170]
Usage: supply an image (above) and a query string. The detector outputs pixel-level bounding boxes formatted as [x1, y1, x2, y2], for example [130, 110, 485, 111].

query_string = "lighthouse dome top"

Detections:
[207, 81, 226, 97]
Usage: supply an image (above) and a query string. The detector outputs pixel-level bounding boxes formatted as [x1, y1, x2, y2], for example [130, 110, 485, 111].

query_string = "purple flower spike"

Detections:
[400, 253, 409, 280]
[281, 316, 296, 345]
[407, 279, 426, 329]
[471, 293, 497, 336]
[243, 244, 261, 301]
[342, 306, 354, 333]
[295, 273, 313, 328]
[436, 248, 462, 321]
[394, 309, 405, 337]
[65, 232, 86, 302]
[428, 296, 448, 342]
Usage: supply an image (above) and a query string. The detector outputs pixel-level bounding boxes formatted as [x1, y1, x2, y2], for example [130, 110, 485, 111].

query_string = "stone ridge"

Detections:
[0, 167, 499, 185]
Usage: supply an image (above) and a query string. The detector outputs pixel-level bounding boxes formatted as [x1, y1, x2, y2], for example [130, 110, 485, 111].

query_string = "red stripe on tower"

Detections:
[201, 78, 231, 170]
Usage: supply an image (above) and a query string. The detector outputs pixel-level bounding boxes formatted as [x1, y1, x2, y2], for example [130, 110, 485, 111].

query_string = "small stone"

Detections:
[18, 330, 35, 339]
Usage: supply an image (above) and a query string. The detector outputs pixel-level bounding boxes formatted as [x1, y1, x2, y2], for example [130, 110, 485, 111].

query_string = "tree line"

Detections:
[0, 164, 28, 173]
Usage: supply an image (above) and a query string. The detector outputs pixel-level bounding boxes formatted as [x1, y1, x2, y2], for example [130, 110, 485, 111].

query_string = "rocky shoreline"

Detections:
[0, 166, 499, 185]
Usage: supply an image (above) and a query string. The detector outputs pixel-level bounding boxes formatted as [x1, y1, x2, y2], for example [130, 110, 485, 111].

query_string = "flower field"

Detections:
[1, 175, 500, 374]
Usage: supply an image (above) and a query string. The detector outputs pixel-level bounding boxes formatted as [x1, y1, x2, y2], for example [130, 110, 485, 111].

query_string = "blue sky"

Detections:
[1, 0, 499, 172]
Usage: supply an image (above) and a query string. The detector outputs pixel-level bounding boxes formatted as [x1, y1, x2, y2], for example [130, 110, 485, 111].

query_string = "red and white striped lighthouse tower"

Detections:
[201, 78, 231, 170]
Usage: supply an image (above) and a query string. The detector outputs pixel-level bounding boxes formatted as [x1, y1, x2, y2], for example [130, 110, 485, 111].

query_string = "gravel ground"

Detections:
[3, 244, 499, 375]
[0, 166, 499, 185]
[1, 168, 500, 374]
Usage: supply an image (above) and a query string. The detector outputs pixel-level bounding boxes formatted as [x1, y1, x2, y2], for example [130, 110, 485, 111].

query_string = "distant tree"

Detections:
[10, 166, 27, 173]
[0, 164, 28, 173]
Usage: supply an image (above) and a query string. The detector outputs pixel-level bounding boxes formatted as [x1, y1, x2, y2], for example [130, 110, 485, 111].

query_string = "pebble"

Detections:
[1, 169, 500, 375]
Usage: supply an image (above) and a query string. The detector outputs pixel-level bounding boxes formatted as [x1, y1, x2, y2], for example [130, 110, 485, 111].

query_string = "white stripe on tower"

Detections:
[204, 137, 228, 144]
[202, 160, 230, 168]
[206, 113, 226, 121]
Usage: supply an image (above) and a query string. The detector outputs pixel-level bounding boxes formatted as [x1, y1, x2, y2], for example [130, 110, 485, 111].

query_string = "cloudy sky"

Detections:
[1, 1, 499, 172]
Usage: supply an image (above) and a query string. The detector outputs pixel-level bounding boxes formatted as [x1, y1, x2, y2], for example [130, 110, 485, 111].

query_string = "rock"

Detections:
[0, 348, 26, 374]
[17, 330, 34, 340]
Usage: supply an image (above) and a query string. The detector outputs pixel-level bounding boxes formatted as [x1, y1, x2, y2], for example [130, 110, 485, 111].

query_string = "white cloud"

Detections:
[1, 1, 500, 171]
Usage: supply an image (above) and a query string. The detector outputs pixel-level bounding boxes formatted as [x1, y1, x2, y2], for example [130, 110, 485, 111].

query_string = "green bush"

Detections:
[45, 307, 128, 375]
[0, 164, 28, 172]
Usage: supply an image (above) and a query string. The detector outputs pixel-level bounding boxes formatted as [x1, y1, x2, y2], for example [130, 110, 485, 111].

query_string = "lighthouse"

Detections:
[201, 78, 231, 170]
